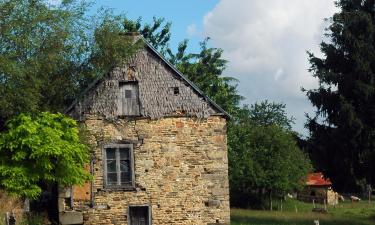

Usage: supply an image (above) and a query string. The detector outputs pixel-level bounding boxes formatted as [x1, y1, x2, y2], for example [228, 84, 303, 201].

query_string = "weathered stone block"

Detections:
[205, 199, 221, 207]
[58, 198, 65, 212]
[58, 187, 71, 198]
[59, 211, 83, 225]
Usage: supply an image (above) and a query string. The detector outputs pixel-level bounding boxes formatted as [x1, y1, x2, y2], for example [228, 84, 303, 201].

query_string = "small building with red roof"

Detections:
[306, 172, 332, 186]
[298, 172, 338, 205]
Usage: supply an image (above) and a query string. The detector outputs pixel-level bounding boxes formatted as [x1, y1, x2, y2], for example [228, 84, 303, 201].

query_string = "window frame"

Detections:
[128, 205, 152, 225]
[103, 144, 135, 190]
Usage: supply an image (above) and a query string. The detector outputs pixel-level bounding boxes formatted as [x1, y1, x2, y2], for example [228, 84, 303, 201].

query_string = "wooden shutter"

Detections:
[119, 82, 140, 116]
[129, 206, 149, 225]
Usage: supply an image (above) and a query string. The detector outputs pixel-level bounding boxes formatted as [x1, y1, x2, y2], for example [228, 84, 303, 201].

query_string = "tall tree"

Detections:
[306, 0, 375, 191]
[0, 0, 139, 130]
[229, 102, 312, 208]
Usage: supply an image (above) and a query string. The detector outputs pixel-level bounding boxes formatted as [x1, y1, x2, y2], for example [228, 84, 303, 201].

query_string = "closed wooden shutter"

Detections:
[119, 82, 140, 116]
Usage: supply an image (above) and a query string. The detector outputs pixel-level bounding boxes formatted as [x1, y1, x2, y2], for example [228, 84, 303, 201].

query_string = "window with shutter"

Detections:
[104, 144, 134, 189]
[129, 206, 150, 225]
[119, 82, 140, 116]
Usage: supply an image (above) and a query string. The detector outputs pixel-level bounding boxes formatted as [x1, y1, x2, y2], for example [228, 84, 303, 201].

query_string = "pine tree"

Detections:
[306, 0, 375, 191]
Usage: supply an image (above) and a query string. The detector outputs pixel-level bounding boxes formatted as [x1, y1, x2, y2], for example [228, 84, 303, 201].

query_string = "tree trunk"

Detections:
[269, 190, 273, 211]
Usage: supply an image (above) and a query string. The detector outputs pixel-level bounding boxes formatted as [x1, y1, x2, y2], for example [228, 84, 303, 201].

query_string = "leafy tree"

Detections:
[0, 112, 90, 199]
[305, 0, 375, 191]
[123, 17, 171, 55]
[172, 39, 244, 114]
[0, 0, 139, 130]
[123, 18, 243, 114]
[247, 100, 295, 130]
[229, 102, 312, 208]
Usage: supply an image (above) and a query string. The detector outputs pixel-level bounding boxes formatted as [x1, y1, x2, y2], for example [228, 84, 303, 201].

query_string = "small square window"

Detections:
[173, 87, 179, 95]
[125, 90, 132, 99]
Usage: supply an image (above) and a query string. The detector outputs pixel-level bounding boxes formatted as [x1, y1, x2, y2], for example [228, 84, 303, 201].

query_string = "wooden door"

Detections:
[129, 206, 149, 225]
[119, 83, 140, 116]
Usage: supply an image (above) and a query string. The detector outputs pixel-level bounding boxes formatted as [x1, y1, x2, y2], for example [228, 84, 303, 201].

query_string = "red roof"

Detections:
[306, 172, 332, 186]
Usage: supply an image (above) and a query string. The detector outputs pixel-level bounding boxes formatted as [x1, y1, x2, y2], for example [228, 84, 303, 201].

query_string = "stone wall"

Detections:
[73, 116, 230, 225]
[298, 186, 328, 204]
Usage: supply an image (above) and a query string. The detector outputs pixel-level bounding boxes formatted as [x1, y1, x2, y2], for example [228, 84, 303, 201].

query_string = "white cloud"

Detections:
[203, 0, 337, 134]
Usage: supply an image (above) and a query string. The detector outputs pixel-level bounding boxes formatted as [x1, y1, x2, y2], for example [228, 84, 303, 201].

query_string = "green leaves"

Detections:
[0, 112, 90, 199]
[0, 0, 140, 129]
[305, 0, 375, 191]
[229, 102, 312, 207]
[123, 17, 243, 115]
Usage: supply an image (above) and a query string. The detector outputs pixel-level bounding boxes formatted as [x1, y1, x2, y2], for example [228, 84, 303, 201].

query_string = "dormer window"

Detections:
[119, 82, 140, 116]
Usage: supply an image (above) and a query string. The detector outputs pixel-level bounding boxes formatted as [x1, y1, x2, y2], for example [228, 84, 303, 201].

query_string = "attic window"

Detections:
[173, 87, 179, 95]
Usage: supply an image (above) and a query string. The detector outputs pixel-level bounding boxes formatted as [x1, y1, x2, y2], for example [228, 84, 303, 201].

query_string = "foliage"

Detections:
[247, 101, 295, 130]
[20, 214, 45, 225]
[0, 112, 90, 199]
[123, 17, 171, 55]
[0, 0, 140, 130]
[229, 102, 312, 208]
[125, 18, 311, 208]
[305, 0, 375, 191]
[123, 17, 243, 114]
[171, 38, 244, 114]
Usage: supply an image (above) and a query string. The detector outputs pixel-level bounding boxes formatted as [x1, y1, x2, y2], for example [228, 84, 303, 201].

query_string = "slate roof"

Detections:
[142, 37, 230, 118]
[65, 36, 230, 119]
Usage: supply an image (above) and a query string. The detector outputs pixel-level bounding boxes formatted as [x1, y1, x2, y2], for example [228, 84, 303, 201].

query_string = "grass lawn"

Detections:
[231, 198, 375, 225]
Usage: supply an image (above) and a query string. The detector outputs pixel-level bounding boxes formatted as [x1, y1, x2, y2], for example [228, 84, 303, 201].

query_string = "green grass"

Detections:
[231, 199, 375, 225]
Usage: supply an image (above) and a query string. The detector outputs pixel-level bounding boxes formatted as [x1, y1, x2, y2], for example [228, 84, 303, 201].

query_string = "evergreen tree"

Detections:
[306, 0, 375, 191]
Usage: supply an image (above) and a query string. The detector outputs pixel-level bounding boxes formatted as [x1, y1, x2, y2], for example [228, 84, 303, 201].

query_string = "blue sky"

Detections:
[86, 0, 338, 135]
[91, 0, 218, 52]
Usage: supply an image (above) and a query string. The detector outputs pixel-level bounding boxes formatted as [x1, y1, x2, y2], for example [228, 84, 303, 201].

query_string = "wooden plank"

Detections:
[119, 83, 140, 116]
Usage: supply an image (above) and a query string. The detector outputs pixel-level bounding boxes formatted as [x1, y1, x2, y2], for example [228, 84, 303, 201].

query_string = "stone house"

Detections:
[298, 172, 338, 205]
[58, 35, 230, 225]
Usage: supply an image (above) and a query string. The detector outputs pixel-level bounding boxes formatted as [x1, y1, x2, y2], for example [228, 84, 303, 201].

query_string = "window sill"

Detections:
[102, 186, 136, 192]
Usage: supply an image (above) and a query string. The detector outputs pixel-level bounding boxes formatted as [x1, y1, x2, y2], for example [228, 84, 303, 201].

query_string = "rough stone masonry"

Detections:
[62, 37, 230, 225]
